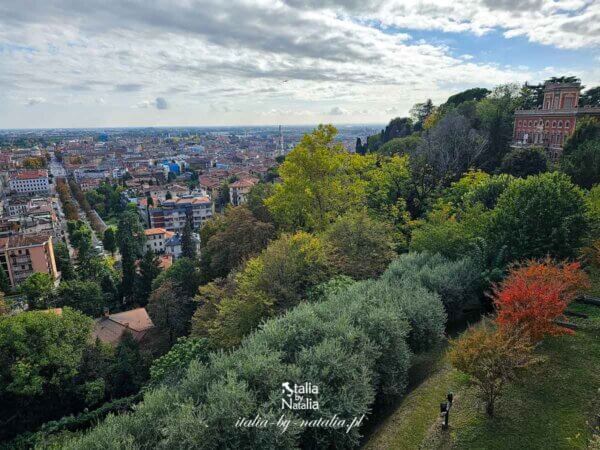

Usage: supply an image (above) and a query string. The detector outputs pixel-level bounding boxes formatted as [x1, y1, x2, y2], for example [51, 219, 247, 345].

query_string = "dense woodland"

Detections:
[1, 78, 600, 448]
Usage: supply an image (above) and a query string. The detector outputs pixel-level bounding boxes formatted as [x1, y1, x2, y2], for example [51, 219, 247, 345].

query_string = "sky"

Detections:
[1, 0, 600, 129]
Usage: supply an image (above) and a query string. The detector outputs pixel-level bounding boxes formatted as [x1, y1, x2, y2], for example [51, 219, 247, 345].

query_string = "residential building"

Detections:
[0, 234, 59, 288]
[144, 227, 174, 254]
[149, 195, 213, 232]
[164, 232, 199, 259]
[92, 308, 154, 345]
[229, 178, 257, 206]
[513, 80, 600, 158]
[165, 233, 182, 259]
[9, 170, 50, 195]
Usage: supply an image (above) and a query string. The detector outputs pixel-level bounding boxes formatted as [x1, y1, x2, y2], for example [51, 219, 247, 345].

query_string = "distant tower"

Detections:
[278, 125, 284, 156]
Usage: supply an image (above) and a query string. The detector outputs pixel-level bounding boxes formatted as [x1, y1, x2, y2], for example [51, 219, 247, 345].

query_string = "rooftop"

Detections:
[10, 170, 49, 180]
[230, 178, 257, 188]
[92, 307, 155, 345]
[0, 233, 51, 249]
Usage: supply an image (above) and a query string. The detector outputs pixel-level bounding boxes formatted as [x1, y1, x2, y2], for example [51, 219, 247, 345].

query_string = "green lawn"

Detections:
[364, 303, 600, 450]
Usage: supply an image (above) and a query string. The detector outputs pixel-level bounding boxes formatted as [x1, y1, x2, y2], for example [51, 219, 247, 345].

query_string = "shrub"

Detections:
[493, 258, 590, 342]
[486, 172, 588, 261]
[149, 337, 211, 386]
[500, 146, 548, 178]
[383, 252, 480, 320]
[410, 204, 491, 260]
[62, 257, 447, 448]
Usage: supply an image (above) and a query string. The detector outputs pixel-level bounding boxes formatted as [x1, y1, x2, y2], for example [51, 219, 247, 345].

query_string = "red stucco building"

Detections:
[513, 81, 600, 158]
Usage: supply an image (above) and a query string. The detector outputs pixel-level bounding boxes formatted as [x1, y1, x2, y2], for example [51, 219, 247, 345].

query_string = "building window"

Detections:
[545, 121, 549, 127]
[552, 121, 556, 128]
[528, 121, 532, 127]
[518, 120, 522, 127]
[565, 121, 570, 128]
[558, 121, 563, 128]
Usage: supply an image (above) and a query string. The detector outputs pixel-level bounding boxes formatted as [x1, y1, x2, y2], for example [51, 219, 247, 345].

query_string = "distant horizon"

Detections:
[0, 122, 387, 132]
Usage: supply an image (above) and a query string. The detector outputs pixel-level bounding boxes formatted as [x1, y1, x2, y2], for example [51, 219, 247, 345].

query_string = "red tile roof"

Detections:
[11, 170, 49, 180]
[92, 307, 154, 345]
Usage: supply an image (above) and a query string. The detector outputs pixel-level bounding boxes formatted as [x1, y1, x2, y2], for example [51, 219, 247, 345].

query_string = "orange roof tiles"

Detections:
[11, 170, 49, 180]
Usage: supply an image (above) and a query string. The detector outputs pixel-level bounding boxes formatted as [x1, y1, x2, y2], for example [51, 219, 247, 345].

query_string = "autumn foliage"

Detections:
[449, 321, 537, 417]
[493, 258, 590, 342]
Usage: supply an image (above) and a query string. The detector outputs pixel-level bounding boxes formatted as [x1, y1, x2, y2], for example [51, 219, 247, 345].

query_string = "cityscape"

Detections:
[1, 1, 600, 449]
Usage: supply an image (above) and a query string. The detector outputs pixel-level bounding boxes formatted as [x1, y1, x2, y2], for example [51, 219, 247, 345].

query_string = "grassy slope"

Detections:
[364, 290, 600, 449]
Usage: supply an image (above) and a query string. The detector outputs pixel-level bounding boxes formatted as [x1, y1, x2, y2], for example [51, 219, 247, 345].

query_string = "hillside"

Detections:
[364, 290, 600, 449]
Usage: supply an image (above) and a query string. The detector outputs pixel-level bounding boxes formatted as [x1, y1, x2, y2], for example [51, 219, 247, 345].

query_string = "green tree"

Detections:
[446, 87, 490, 106]
[500, 147, 548, 178]
[323, 211, 396, 280]
[561, 139, 600, 189]
[410, 100, 434, 130]
[215, 182, 230, 210]
[365, 154, 412, 235]
[53, 241, 76, 281]
[147, 280, 194, 346]
[152, 257, 202, 298]
[246, 182, 274, 223]
[135, 250, 162, 306]
[476, 83, 522, 171]
[265, 124, 368, 231]
[487, 172, 588, 261]
[20, 272, 54, 310]
[110, 332, 148, 397]
[0, 298, 7, 318]
[0, 308, 92, 436]
[117, 210, 146, 301]
[149, 337, 210, 386]
[377, 134, 422, 156]
[200, 206, 275, 281]
[180, 218, 197, 260]
[580, 86, 600, 107]
[56, 280, 106, 317]
[563, 117, 600, 155]
[0, 265, 11, 293]
[241, 231, 331, 311]
[102, 226, 117, 255]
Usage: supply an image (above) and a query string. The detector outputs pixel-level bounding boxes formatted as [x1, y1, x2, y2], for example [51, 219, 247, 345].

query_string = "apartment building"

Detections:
[0, 234, 59, 288]
[9, 170, 50, 195]
[148, 195, 213, 232]
[229, 178, 257, 206]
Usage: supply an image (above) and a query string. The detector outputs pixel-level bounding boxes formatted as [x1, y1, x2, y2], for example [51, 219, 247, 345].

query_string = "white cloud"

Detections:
[328, 106, 347, 115]
[0, 0, 598, 127]
[25, 97, 45, 106]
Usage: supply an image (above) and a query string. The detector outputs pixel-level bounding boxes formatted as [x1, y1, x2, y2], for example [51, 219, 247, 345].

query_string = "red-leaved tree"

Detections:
[493, 257, 589, 342]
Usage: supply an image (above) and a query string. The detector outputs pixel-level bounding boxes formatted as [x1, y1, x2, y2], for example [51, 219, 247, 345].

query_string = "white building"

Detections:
[144, 227, 174, 254]
[229, 178, 257, 206]
[9, 170, 50, 195]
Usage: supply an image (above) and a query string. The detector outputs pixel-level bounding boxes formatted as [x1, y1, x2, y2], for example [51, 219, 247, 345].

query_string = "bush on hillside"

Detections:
[383, 252, 481, 320]
[63, 256, 450, 449]
[486, 172, 588, 261]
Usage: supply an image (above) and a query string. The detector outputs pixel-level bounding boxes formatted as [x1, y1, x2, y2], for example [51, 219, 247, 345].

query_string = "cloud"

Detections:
[25, 97, 45, 106]
[0, 0, 598, 127]
[135, 97, 169, 109]
[328, 106, 347, 115]
[155, 97, 168, 109]
[114, 83, 144, 92]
